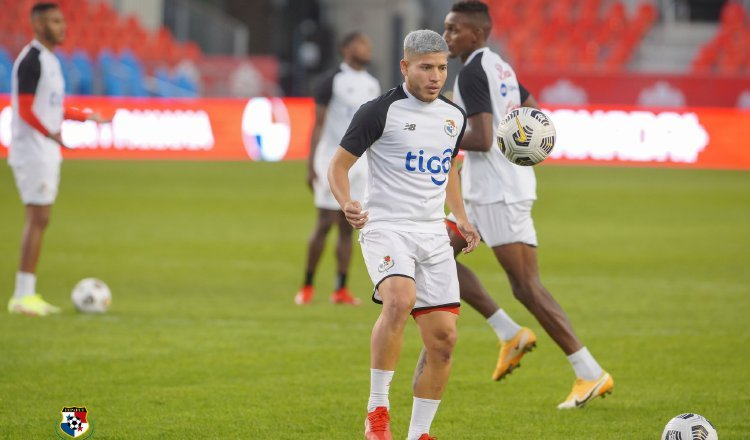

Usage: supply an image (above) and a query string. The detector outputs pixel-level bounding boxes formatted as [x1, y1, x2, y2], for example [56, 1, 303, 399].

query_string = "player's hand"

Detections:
[86, 112, 111, 124]
[343, 200, 368, 229]
[48, 132, 69, 149]
[457, 220, 480, 253]
[306, 166, 317, 191]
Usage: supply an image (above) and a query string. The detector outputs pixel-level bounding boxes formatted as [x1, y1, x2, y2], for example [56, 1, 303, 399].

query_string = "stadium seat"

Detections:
[0, 47, 12, 93]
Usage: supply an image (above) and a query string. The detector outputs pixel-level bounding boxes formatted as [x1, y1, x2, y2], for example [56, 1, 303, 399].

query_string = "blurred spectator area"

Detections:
[0, 0, 280, 97]
[691, 1, 750, 75]
[488, 0, 659, 72]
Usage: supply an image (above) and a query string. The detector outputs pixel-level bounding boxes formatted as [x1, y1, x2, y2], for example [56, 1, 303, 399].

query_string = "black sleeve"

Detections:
[17, 47, 41, 95]
[519, 81, 530, 104]
[453, 113, 467, 157]
[457, 60, 493, 117]
[339, 100, 385, 157]
[313, 69, 337, 106]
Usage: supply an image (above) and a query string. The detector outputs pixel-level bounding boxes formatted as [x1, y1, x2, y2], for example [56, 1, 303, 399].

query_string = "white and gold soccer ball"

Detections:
[661, 413, 718, 440]
[496, 107, 556, 166]
[71, 278, 111, 313]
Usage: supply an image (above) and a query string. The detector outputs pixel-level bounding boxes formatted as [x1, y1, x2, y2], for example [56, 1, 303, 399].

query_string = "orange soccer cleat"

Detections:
[294, 285, 314, 305]
[330, 287, 361, 305]
[492, 327, 537, 381]
[364, 406, 392, 440]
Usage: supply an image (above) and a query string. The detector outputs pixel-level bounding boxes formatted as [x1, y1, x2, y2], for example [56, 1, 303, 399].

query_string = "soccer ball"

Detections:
[496, 107, 556, 166]
[71, 278, 111, 313]
[661, 413, 718, 440]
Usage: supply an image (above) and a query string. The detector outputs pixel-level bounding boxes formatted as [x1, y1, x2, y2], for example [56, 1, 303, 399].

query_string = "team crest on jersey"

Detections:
[444, 119, 458, 137]
[378, 256, 394, 273]
[56, 406, 93, 439]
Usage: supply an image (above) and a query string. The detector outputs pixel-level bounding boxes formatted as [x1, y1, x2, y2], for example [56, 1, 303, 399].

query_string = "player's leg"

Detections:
[446, 219, 532, 381]
[8, 163, 60, 316]
[408, 310, 457, 440]
[492, 242, 612, 407]
[294, 208, 338, 305]
[366, 275, 416, 439]
[330, 211, 360, 304]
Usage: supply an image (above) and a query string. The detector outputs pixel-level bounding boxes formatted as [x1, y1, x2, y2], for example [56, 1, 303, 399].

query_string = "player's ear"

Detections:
[400, 59, 408, 78]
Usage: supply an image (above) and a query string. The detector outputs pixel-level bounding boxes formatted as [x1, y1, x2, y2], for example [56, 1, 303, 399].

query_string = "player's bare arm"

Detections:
[306, 104, 327, 190]
[457, 111, 493, 152]
[522, 93, 540, 110]
[327, 146, 368, 228]
[445, 157, 479, 253]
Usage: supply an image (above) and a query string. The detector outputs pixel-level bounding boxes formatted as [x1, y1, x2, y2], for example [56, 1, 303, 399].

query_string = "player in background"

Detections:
[7, 3, 106, 316]
[443, 0, 613, 409]
[295, 32, 381, 306]
[328, 30, 479, 440]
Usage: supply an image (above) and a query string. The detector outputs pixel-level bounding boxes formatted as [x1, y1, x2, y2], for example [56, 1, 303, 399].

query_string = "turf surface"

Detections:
[1, 161, 748, 439]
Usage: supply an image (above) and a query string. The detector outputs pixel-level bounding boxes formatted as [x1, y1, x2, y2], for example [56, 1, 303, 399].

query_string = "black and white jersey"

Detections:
[314, 62, 380, 162]
[452, 47, 536, 204]
[340, 84, 466, 234]
[10, 39, 65, 166]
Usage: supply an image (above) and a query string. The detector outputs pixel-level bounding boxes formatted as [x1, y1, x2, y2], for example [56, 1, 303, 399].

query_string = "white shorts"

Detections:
[313, 155, 367, 211]
[359, 229, 460, 314]
[11, 161, 61, 205]
[448, 200, 537, 248]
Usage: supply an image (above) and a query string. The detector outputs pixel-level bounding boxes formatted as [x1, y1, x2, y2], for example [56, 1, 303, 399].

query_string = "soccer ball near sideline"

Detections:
[496, 107, 556, 166]
[72, 278, 112, 313]
[661, 413, 718, 440]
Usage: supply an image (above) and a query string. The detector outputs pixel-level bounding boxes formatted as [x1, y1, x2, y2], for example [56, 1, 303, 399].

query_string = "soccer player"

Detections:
[295, 32, 381, 306]
[328, 30, 480, 440]
[442, 0, 613, 409]
[7, 3, 105, 316]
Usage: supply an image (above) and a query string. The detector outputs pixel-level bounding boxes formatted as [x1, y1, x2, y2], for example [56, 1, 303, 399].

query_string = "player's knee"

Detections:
[428, 327, 457, 363]
[383, 295, 415, 319]
[30, 211, 51, 229]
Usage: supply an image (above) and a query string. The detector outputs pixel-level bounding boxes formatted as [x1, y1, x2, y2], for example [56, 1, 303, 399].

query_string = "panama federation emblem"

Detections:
[56, 406, 93, 439]
[378, 256, 394, 273]
[444, 119, 457, 137]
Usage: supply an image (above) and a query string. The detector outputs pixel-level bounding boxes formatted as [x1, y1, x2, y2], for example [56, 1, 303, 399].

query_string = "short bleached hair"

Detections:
[403, 29, 449, 57]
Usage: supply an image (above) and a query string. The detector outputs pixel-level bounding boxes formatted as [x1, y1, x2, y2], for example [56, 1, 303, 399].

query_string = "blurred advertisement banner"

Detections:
[517, 72, 750, 109]
[1, 96, 749, 169]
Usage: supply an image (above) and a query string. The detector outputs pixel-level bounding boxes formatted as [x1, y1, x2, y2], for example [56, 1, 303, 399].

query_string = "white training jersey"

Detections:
[10, 39, 65, 166]
[452, 47, 536, 204]
[314, 62, 380, 175]
[340, 84, 466, 235]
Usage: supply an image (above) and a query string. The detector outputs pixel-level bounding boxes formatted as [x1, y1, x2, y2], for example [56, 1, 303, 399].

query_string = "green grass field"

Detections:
[1, 161, 749, 439]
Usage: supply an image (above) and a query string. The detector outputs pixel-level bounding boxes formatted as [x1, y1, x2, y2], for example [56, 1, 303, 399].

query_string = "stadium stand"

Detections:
[0, 0, 203, 96]
[691, 1, 750, 74]
[488, 0, 658, 71]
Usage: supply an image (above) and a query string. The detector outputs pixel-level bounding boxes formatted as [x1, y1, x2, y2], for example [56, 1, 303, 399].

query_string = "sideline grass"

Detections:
[1, 161, 748, 439]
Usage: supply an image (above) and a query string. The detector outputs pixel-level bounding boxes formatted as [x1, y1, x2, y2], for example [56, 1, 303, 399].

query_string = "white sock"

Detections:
[13, 272, 36, 299]
[567, 347, 603, 381]
[367, 369, 394, 412]
[407, 397, 440, 440]
[487, 309, 522, 341]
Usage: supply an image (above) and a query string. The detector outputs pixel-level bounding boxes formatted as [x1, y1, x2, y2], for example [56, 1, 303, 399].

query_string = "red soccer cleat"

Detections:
[330, 287, 361, 305]
[364, 406, 392, 440]
[294, 285, 314, 305]
[417, 435, 436, 440]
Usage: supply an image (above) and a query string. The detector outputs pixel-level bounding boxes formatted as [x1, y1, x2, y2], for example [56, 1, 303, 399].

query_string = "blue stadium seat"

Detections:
[99, 50, 127, 96]
[119, 50, 147, 97]
[0, 47, 12, 94]
[55, 50, 76, 94]
[71, 50, 94, 95]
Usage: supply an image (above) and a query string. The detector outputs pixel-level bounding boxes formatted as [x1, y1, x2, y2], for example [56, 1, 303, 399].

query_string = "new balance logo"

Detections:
[403, 123, 416, 131]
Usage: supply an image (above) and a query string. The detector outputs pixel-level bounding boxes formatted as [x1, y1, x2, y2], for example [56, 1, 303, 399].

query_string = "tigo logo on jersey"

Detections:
[405, 148, 453, 186]
[56, 406, 93, 439]
[444, 119, 458, 137]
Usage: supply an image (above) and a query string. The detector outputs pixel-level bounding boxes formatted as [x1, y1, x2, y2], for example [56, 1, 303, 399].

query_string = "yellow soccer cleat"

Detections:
[557, 371, 614, 409]
[492, 327, 537, 381]
[7, 294, 61, 316]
